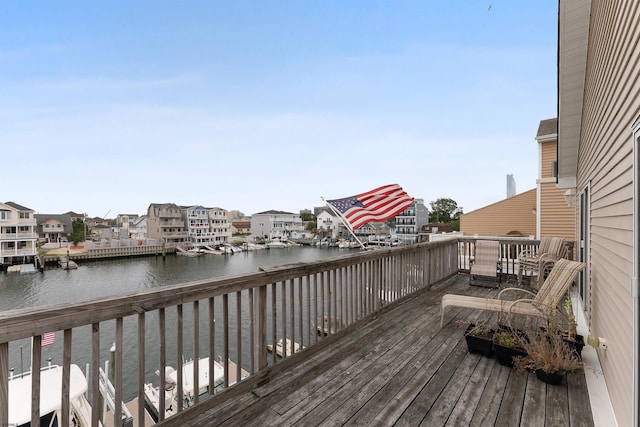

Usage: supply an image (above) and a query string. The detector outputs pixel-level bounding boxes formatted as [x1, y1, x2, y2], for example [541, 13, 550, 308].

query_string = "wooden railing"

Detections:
[458, 237, 574, 277]
[0, 239, 459, 427]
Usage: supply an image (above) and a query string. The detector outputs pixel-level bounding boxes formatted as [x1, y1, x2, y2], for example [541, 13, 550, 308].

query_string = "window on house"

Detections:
[0, 211, 9, 220]
[20, 212, 29, 219]
[551, 160, 558, 177]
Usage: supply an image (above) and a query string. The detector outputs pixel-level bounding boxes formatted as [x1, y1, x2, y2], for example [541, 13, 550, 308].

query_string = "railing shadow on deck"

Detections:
[0, 237, 572, 426]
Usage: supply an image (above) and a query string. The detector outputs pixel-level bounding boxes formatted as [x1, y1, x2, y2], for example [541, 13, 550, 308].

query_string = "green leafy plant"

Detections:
[493, 330, 520, 349]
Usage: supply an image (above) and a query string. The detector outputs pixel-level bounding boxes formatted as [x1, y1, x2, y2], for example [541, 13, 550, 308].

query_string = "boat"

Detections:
[266, 237, 289, 249]
[338, 238, 361, 249]
[176, 246, 204, 257]
[8, 363, 129, 427]
[266, 338, 304, 357]
[143, 357, 249, 422]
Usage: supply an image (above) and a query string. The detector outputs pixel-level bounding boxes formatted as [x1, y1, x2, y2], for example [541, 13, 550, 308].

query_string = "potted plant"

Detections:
[513, 329, 583, 385]
[464, 322, 495, 357]
[561, 299, 585, 358]
[493, 328, 527, 367]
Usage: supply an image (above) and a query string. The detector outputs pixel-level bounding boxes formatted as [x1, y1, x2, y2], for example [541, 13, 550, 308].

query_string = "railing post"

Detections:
[254, 285, 268, 370]
[0, 342, 8, 427]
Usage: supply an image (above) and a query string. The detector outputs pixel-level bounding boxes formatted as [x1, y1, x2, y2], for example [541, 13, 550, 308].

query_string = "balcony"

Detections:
[0, 238, 598, 426]
[159, 220, 184, 227]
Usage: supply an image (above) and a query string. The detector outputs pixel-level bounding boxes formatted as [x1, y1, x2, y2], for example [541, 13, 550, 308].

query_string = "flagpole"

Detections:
[321, 197, 367, 249]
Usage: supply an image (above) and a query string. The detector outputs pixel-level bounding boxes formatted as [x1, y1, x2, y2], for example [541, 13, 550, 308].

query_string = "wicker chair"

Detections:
[517, 237, 567, 288]
[441, 258, 585, 327]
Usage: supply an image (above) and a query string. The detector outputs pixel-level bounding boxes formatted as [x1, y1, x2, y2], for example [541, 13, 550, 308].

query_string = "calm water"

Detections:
[0, 246, 343, 311]
[1, 246, 345, 399]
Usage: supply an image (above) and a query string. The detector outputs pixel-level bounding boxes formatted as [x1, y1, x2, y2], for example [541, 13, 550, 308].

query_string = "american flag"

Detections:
[41, 331, 55, 347]
[326, 184, 414, 230]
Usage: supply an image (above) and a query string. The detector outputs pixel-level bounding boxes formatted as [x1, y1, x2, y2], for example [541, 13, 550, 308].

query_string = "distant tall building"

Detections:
[506, 174, 516, 198]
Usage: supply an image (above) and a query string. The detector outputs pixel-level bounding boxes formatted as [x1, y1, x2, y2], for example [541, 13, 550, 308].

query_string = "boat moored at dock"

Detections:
[143, 357, 249, 422]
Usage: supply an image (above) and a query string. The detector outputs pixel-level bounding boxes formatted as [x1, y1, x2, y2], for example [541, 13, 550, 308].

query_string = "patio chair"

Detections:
[440, 258, 585, 327]
[517, 236, 567, 288]
[469, 240, 502, 288]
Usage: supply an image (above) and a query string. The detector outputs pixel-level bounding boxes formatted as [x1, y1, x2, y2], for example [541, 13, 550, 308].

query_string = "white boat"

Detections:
[143, 357, 249, 422]
[176, 246, 204, 257]
[338, 239, 361, 249]
[9, 362, 134, 427]
[266, 238, 289, 249]
[9, 364, 94, 427]
[266, 338, 304, 357]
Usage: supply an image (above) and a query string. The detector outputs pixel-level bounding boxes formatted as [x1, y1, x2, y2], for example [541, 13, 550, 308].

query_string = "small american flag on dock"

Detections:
[41, 331, 55, 347]
[326, 184, 414, 230]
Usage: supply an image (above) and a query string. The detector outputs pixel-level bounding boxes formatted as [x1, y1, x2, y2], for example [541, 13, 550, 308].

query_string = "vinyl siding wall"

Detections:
[539, 140, 576, 239]
[575, 1, 640, 424]
[460, 189, 536, 237]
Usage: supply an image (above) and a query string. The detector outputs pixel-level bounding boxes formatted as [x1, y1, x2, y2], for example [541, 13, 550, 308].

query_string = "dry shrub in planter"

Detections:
[513, 329, 583, 385]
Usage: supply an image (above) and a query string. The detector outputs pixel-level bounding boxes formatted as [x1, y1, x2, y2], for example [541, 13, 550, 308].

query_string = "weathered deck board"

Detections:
[157, 274, 594, 427]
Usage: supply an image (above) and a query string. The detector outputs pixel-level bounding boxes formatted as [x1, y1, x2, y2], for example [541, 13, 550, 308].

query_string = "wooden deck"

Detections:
[157, 274, 594, 427]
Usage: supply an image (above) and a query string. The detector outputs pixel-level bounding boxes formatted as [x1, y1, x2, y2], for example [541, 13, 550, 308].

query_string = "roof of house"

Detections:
[254, 210, 296, 215]
[3, 201, 32, 211]
[536, 118, 558, 139]
[35, 214, 74, 231]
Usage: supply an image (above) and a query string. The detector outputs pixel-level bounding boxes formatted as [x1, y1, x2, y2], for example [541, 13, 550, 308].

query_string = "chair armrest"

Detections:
[497, 287, 537, 300]
[507, 299, 570, 327]
[518, 249, 536, 259]
[538, 252, 560, 263]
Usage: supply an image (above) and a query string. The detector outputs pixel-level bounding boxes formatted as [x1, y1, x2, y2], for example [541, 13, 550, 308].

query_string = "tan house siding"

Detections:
[539, 182, 576, 239]
[537, 132, 577, 240]
[540, 140, 557, 180]
[460, 189, 536, 237]
[565, 1, 640, 424]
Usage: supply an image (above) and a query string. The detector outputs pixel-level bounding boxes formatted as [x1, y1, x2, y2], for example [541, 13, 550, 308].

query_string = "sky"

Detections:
[1, 1, 558, 219]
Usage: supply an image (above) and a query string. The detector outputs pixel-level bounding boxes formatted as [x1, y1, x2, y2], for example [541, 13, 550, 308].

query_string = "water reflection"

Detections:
[1, 247, 344, 399]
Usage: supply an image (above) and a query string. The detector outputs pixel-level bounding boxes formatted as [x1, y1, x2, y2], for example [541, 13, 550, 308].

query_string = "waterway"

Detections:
[1, 246, 345, 399]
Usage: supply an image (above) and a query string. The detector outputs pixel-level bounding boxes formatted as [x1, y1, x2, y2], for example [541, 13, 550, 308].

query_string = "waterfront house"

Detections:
[316, 207, 341, 239]
[250, 210, 304, 240]
[0, 202, 38, 267]
[207, 207, 232, 245]
[394, 198, 429, 244]
[231, 219, 251, 235]
[34, 214, 73, 243]
[181, 205, 231, 247]
[555, 1, 640, 424]
[146, 203, 189, 248]
[128, 215, 147, 241]
[115, 214, 139, 229]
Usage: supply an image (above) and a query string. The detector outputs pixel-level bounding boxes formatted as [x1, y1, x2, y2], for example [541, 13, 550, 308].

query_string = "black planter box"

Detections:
[535, 368, 566, 385]
[564, 334, 585, 358]
[493, 343, 527, 367]
[464, 324, 495, 357]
